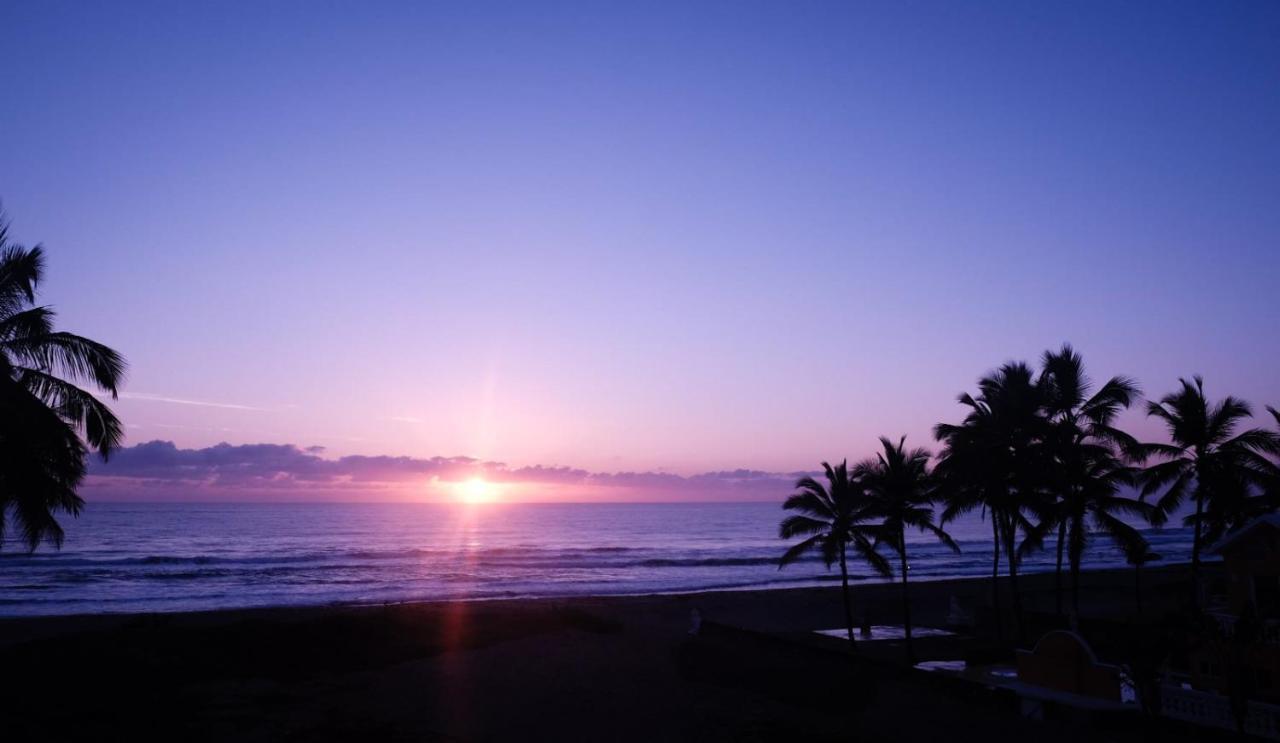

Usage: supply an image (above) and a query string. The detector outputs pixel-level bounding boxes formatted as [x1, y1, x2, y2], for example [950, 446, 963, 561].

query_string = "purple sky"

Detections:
[3, 2, 1279, 501]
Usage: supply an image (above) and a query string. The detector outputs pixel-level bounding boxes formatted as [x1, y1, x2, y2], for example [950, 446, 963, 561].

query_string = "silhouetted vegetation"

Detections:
[856, 436, 957, 662]
[1141, 376, 1280, 608]
[933, 361, 1053, 639]
[0, 212, 126, 550]
[779, 460, 891, 647]
[782, 344, 1280, 649]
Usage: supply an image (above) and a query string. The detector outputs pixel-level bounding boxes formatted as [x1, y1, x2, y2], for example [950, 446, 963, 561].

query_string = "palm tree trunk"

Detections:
[839, 541, 856, 649]
[991, 515, 1003, 639]
[900, 532, 914, 664]
[1009, 559, 1025, 642]
[1003, 514, 1025, 642]
[1055, 519, 1066, 617]
[1069, 515, 1082, 623]
[1135, 563, 1143, 616]
[1191, 491, 1204, 611]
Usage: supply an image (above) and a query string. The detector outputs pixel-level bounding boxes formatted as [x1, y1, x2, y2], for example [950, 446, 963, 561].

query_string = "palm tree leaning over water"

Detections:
[1141, 377, 1279, 609]
[779, 460, 891, 648]
[1036, 345, 1150, 621]
[0, 214, 126, 550]
[857, 436, 958, 663]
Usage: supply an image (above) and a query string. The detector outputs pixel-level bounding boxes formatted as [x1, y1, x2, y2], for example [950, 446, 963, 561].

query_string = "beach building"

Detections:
[1187, 515, 1280, 701]
[1154, 515, 1280, 738]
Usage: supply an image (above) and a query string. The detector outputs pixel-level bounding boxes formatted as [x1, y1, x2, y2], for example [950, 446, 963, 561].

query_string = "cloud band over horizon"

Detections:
[87, 440, 810, 503]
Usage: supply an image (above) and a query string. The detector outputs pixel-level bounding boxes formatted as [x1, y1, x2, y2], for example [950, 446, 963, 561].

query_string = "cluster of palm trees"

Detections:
[779, 439, 957, 661]
[0, 215, 126, 551]
[780, 345, 1280, 654]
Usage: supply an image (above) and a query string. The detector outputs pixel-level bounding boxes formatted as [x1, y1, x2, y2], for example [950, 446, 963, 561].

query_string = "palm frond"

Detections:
[924, 523, 961, 554]
[851, 533, 893, 578]
[0, 241, 44, 315]
[3, 331, 127, 396]
[779, 515, 830, 539]
[1207, 396, 1252, 445]
[1224, 428, 1280, 456]
[1018, 515, 1054, 559]
[1140, 458, 1191, 498]
[0, 305, 54, 341]
[0, 378, 89, 550]
[1149, 472, 1189, 526]
[778, 533, 824, 568]
[17, 368, 125, 455]
[782, 489, 834, 520]
[1093, 511, 1149, 562]
[1135, 441, 1185, 461]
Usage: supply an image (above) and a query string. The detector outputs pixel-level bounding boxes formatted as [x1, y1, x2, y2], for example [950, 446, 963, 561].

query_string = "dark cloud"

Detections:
[91, 441, 487, 487]
[87, 440, 805, 500]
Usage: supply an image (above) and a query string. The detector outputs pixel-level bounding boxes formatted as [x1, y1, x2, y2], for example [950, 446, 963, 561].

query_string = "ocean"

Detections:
[0, 502, 1194, 617]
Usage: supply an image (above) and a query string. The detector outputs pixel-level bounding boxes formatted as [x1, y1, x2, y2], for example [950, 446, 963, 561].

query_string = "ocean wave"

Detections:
[637, 556, 782, 567]
[0, 541, 1181, 575]
[140, 555, 224, 565]
[0, 546, 779, 571]
[0, 503, 1198, 618]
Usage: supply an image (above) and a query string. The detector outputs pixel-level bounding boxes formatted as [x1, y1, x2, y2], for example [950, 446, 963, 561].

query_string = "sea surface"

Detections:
[0, 502, 1194, 617]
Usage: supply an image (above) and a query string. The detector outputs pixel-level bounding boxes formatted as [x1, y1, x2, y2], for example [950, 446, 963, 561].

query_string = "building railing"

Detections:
[1161, 685, 1280, 739]
[1206, 612, 1280, 645]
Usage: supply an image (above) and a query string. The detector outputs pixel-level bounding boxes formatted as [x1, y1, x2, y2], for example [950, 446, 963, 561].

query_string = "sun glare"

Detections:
[456, 478, 498, 505]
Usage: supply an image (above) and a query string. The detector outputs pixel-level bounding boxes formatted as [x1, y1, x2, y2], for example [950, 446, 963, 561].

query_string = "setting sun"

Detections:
[456, 478, 499, 505]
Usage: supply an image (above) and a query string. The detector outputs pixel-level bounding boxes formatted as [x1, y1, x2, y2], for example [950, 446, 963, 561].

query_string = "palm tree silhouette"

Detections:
[932, 422, 1006, 637]
[857, 436, 958, 663]
[935, 362, 1050, 641]
[1142, 376, 1280, 608]
[1036, 345, 1149, 620]
[1028, 451, 1153, 622]
[0, 215, 126, 550]
[779, 460, 891, 648]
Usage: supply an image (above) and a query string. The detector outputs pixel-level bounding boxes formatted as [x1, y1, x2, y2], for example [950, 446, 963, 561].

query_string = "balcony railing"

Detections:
[1206, 612, 1280, 646]
[1162, 686, 1280, 739]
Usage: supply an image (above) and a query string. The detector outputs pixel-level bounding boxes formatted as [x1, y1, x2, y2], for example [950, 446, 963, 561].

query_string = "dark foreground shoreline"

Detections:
[1, 564, 1224, 742]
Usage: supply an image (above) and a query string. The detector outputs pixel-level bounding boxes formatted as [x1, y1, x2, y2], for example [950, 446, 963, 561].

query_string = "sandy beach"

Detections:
[1, 563, 1232, 742]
